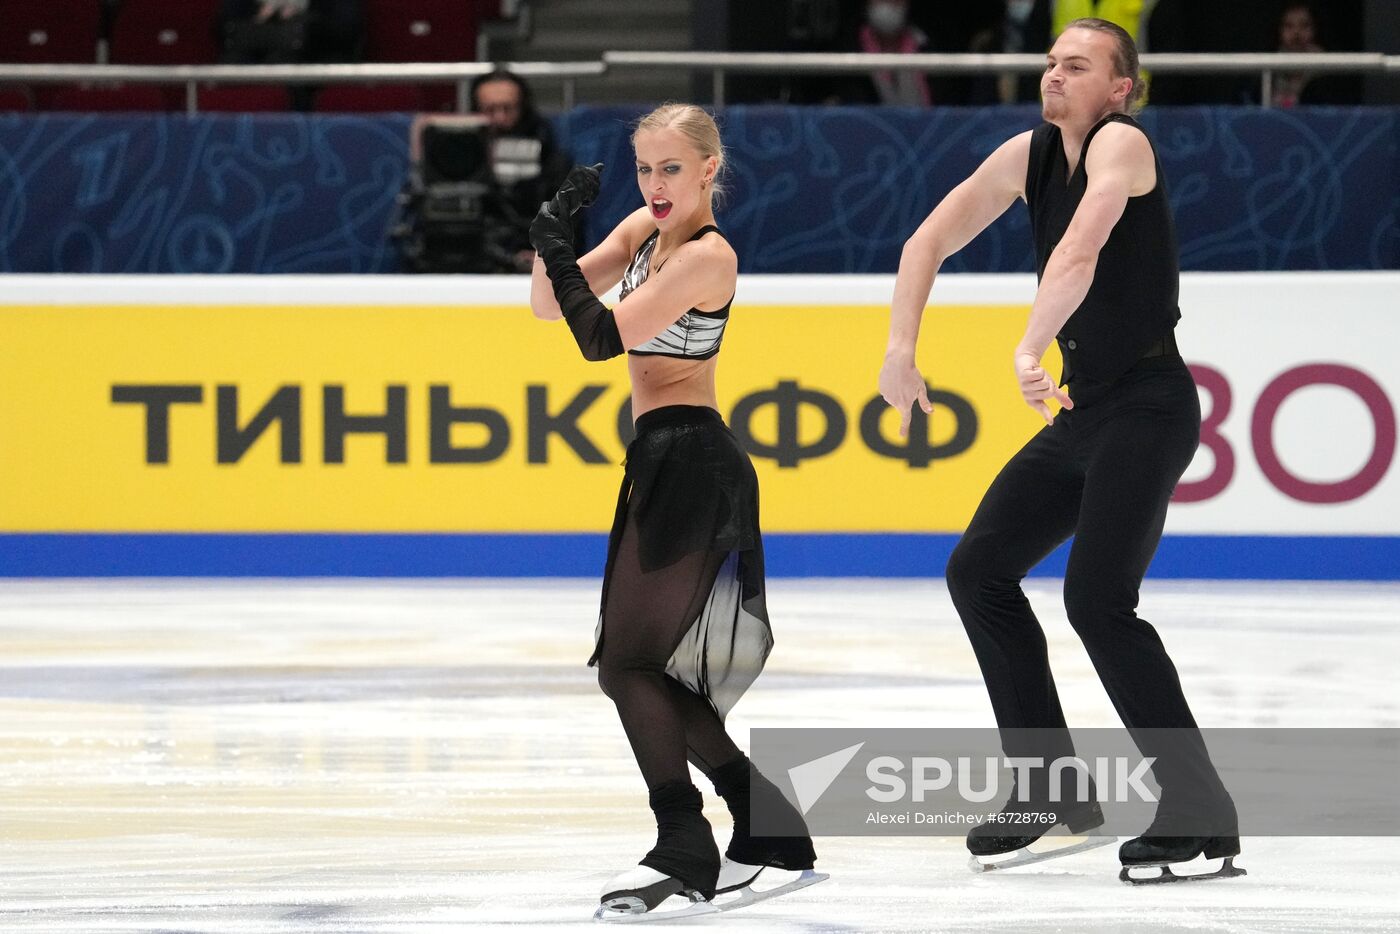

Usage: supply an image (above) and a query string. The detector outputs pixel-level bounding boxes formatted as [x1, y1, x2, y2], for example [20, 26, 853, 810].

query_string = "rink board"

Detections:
[2, 273, 1397, 578]
[2, 532, 1396, 579]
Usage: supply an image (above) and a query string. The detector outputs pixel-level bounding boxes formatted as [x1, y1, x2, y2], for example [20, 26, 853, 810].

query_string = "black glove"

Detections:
[530, 162, 603, 266]
[529, 200, 574, 269]
[530, 162, 621, 362]
[548, 162, 603, 218]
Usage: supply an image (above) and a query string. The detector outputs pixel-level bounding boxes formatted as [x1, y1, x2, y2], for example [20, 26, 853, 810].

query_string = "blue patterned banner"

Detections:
[1, 106, 1395, 273]
[0, 113, 413, 273]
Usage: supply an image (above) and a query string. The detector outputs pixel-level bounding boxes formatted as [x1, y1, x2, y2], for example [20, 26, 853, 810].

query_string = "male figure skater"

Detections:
[879, 18, 1242, 884]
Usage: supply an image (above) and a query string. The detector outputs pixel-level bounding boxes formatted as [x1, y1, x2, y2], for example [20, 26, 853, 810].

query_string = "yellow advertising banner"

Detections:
[0, 298, 1053, 532]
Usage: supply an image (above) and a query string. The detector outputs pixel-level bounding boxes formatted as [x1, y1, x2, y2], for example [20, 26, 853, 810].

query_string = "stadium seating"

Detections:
[0, 0, 102, 64]
[364, 0, 478, 62]
[0, 88, 34, 111]
[47, 85, 170, 112]
[110, 0, 221, 65]
[198, 84, 294, 113]
[315, 84, 425, 113]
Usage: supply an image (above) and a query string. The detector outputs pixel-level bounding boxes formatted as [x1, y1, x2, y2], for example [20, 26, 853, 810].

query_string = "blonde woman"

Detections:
[529, 104, 822, 920]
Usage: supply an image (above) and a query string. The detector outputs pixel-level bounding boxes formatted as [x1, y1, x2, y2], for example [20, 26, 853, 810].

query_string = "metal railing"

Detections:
[0, 53, 1396, 113]
[603, 51, 1398, 108]
[0, 61, 605, 113]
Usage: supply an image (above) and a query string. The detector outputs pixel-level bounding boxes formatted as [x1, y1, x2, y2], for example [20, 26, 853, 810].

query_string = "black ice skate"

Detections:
[594, 781, 720, 923]
[1119, 834, 1246, 884]
[1118, 797, 1246, 884]
[967, 794, 1115, 873]
[707, 756, 829, 911]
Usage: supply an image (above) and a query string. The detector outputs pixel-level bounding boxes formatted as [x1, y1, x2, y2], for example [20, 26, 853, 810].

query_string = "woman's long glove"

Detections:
[529, 164, 622, 361]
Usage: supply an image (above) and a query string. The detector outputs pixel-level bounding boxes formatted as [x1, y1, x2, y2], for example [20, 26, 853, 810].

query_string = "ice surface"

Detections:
[1, 578, 1397, 932]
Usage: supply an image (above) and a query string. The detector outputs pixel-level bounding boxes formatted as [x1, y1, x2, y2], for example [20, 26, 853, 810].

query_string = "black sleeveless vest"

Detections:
[1025, 113, 1180, 389]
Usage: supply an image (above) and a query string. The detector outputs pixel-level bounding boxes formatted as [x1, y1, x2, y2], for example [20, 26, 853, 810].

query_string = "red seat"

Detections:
[110, 0, 221, 65]
[0, 88, 34, 111]
[48, 85, 171, 112]
[364, 0, 478, 62]
[419, 84, 461, 112]
[315, 84, 424, 113]
[0, 0, 102, 63]
[198, 84, 293, 112]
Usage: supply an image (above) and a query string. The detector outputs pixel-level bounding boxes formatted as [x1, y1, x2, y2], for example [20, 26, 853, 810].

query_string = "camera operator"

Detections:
[471, 70, 572, 272]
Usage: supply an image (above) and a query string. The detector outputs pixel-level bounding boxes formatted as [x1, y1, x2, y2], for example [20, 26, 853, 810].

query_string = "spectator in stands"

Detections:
[471, 70, 572, 271]
[969, 0, 1054, 104]
[1270, 2, 1343, 107]
[837, 0, 934, 105]
[1050, 0, 1151, 42]
[219, 0, 362, 66]
[252, 0, 309, 21]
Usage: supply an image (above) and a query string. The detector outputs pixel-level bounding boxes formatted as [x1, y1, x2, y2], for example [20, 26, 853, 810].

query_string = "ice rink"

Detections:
[1, 577, 1397, 933]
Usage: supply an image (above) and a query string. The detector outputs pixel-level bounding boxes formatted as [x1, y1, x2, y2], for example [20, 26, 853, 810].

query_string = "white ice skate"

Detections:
[711, 857, 829, 912]
[593, 865, 718, 923]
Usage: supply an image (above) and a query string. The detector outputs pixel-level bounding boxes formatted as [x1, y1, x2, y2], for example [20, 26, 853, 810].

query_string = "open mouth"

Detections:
[651, 199, 672, 219]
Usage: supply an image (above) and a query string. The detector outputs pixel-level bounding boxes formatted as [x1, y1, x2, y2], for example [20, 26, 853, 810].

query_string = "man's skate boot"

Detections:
[595, 781, 720, 921]
[1119, 796, 1246, 884]
[967, 777, 1114, 872]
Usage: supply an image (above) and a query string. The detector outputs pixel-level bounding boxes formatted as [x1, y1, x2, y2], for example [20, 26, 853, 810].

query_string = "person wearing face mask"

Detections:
[528, 104, 824, 921]
[969, 0, 1054, 104]
[1268, 2, 1349, 107]
[855, 0, 934, 106]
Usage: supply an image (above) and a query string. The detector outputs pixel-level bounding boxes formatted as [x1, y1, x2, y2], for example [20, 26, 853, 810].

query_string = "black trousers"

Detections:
[946, 359, 1230, 814]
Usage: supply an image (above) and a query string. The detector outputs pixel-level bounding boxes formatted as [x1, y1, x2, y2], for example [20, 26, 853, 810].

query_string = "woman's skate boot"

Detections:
[595, 781, 721, 921]
[706, 756, 826, 906]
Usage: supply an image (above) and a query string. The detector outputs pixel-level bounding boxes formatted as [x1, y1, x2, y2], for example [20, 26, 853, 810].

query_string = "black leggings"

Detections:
[947, 362, 1228, 807]
[595, 512, 744, 788]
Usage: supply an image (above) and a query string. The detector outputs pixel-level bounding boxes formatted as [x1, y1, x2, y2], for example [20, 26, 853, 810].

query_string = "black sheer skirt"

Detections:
[588, 404, 773, 722]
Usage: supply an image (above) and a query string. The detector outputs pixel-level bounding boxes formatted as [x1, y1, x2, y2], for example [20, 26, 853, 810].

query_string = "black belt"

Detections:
[1140, 330, 1179, 359]
[1059, 330, 1178, 383]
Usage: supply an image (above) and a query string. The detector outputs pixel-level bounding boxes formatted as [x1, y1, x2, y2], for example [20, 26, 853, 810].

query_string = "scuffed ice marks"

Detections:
[0, 580, 1398, 931]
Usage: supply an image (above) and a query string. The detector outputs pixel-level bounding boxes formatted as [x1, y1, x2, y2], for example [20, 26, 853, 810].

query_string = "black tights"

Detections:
[595, 510, 744, 789]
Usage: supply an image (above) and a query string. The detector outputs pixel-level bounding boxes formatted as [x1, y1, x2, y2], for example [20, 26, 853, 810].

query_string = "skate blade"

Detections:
[1120, 856, 1247, 885]
[969, 835, 1118, 874]
[713, 869, 829, 912]
[593, 892, 719, 924]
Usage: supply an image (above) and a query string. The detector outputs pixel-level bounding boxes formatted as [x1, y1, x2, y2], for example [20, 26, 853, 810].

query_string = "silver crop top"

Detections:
[621, 225, 732, 360]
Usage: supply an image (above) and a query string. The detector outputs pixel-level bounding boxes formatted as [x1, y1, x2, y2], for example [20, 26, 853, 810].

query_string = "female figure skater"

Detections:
[529, 104, 820, 920]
